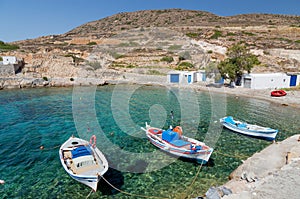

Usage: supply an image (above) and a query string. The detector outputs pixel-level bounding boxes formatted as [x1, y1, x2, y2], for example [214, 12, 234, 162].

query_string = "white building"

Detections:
[2, 56, 18, 65]
[167, 71, 197, 84]
[242, 73, 291, 89]
[196, 70, 207, 82]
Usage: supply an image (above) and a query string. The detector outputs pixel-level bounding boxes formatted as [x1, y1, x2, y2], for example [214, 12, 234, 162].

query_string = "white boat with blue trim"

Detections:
[220, 116, 278, 141]
[142, 123, 213, 164]
[59, 135, 108, 191]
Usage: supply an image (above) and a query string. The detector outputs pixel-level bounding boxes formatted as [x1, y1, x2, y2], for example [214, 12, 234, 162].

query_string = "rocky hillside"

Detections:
[1, 9, 300, 84]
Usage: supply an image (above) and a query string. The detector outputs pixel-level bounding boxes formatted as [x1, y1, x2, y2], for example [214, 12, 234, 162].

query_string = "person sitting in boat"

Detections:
[173, 126, 183, 136]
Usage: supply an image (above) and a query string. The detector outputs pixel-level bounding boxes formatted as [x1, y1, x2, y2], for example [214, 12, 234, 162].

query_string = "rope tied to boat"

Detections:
[181, 158, 205, 198]
[100, 175, 169, 199]
[86, 190, 93, 199]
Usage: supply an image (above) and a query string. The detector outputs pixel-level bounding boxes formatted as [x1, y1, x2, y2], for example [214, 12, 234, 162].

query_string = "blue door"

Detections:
[290, 75, 297, 86]
[216, 77, 224, 84]
[170, 74, 179, 83]
[202, 73, 206, 81]
[188, 75, 192, 83]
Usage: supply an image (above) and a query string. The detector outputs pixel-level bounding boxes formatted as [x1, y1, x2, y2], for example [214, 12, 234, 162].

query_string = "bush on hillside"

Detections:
[0, 40, 19, 51]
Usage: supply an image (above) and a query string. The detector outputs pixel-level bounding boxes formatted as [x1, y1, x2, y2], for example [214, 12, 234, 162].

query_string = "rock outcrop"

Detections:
[222, 135, 300, 199]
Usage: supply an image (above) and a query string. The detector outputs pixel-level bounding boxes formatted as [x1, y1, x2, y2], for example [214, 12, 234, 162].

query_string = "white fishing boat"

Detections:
[59, 135, 108, 191]
[220, 116, 278, 141]
[142, 123, 213, 164]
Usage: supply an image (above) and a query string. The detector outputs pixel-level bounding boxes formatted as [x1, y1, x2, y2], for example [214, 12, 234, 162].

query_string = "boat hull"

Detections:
[143, 125, 213, 164]
[220, 117, 278, 141]
[59, 136, 109, 191]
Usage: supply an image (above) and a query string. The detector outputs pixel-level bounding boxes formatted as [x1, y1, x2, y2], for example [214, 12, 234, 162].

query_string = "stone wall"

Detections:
[0, 64, 17, 76]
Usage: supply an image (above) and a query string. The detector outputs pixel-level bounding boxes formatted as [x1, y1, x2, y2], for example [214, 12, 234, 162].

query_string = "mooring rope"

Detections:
[182, 158, 205, 198]
[101, 175, 168, 199]
[86, 189, 93, 198]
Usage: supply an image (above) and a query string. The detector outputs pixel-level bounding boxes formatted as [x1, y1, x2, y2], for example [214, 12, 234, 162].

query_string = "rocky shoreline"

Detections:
[0, 77, 107, 89]
[220, 134, 300, 199]
[1, 74, 300, 109]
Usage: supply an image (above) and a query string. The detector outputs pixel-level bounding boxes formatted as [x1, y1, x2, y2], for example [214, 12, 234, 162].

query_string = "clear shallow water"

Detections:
[0, 85, 299, 199]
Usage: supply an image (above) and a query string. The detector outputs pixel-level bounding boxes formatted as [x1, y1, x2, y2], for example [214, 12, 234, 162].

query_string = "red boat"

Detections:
[271, 90, 287, 97]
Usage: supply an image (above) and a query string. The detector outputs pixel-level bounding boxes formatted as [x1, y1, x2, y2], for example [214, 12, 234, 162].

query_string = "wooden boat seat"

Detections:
[78, 164, 103, 175]
[69, 155, 104, 175]
[70, 163, 104, 175]
[64, 151, 72, 159]
[69, 162, 77, 174]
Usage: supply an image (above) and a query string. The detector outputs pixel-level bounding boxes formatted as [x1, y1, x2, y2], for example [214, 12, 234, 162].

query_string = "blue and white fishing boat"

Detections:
[220, 116, 278, 141]
[59, 135, 108, 191]
[142, 123, 213, 164]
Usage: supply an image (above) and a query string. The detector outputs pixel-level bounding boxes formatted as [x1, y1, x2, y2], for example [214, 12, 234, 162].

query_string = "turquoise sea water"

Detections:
[0, 85, 300, 199]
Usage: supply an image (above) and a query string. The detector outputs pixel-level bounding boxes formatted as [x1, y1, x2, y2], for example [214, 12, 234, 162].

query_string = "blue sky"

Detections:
[1, 0, 300, 42]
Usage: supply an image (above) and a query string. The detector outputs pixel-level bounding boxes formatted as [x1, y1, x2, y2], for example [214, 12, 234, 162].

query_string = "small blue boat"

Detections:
[220, 116, 278, 141]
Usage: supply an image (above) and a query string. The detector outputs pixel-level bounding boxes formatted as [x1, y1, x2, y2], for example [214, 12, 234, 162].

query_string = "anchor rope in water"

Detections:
[183, 157, 205, 198]
[101, 175, 169, 199]
[86, 189, 93, 199]
[188, 161, 204, 190]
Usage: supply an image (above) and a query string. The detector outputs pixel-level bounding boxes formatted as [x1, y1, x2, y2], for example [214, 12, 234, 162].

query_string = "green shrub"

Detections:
[70, 78, 74, 81]
[207, 50, 213, 54]
[226, 32, 237, 36]
[277, 37, 292, 43]
[87, 41, 97, 45]
[110, 52, 125, 59]
[0, 40, 19, 51]
[175, 62, 194, 70]
[210, 30, 223, 39]
[186, 32, 198, 38]
[241, 31, 256, 36]
[0, 56, 2, 61]
[168, 45, 182, 51]
[147, 70, 165, 75]
[126, 64, 136, 68]
[160, 56, 174, 63]
[43, 77, 48, 81]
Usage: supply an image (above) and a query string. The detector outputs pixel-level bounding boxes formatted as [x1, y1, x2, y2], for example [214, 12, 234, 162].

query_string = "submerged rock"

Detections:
[219, 186, 232, 196]
[204, 186, 233, 199]
[206, 187, 221, 199]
